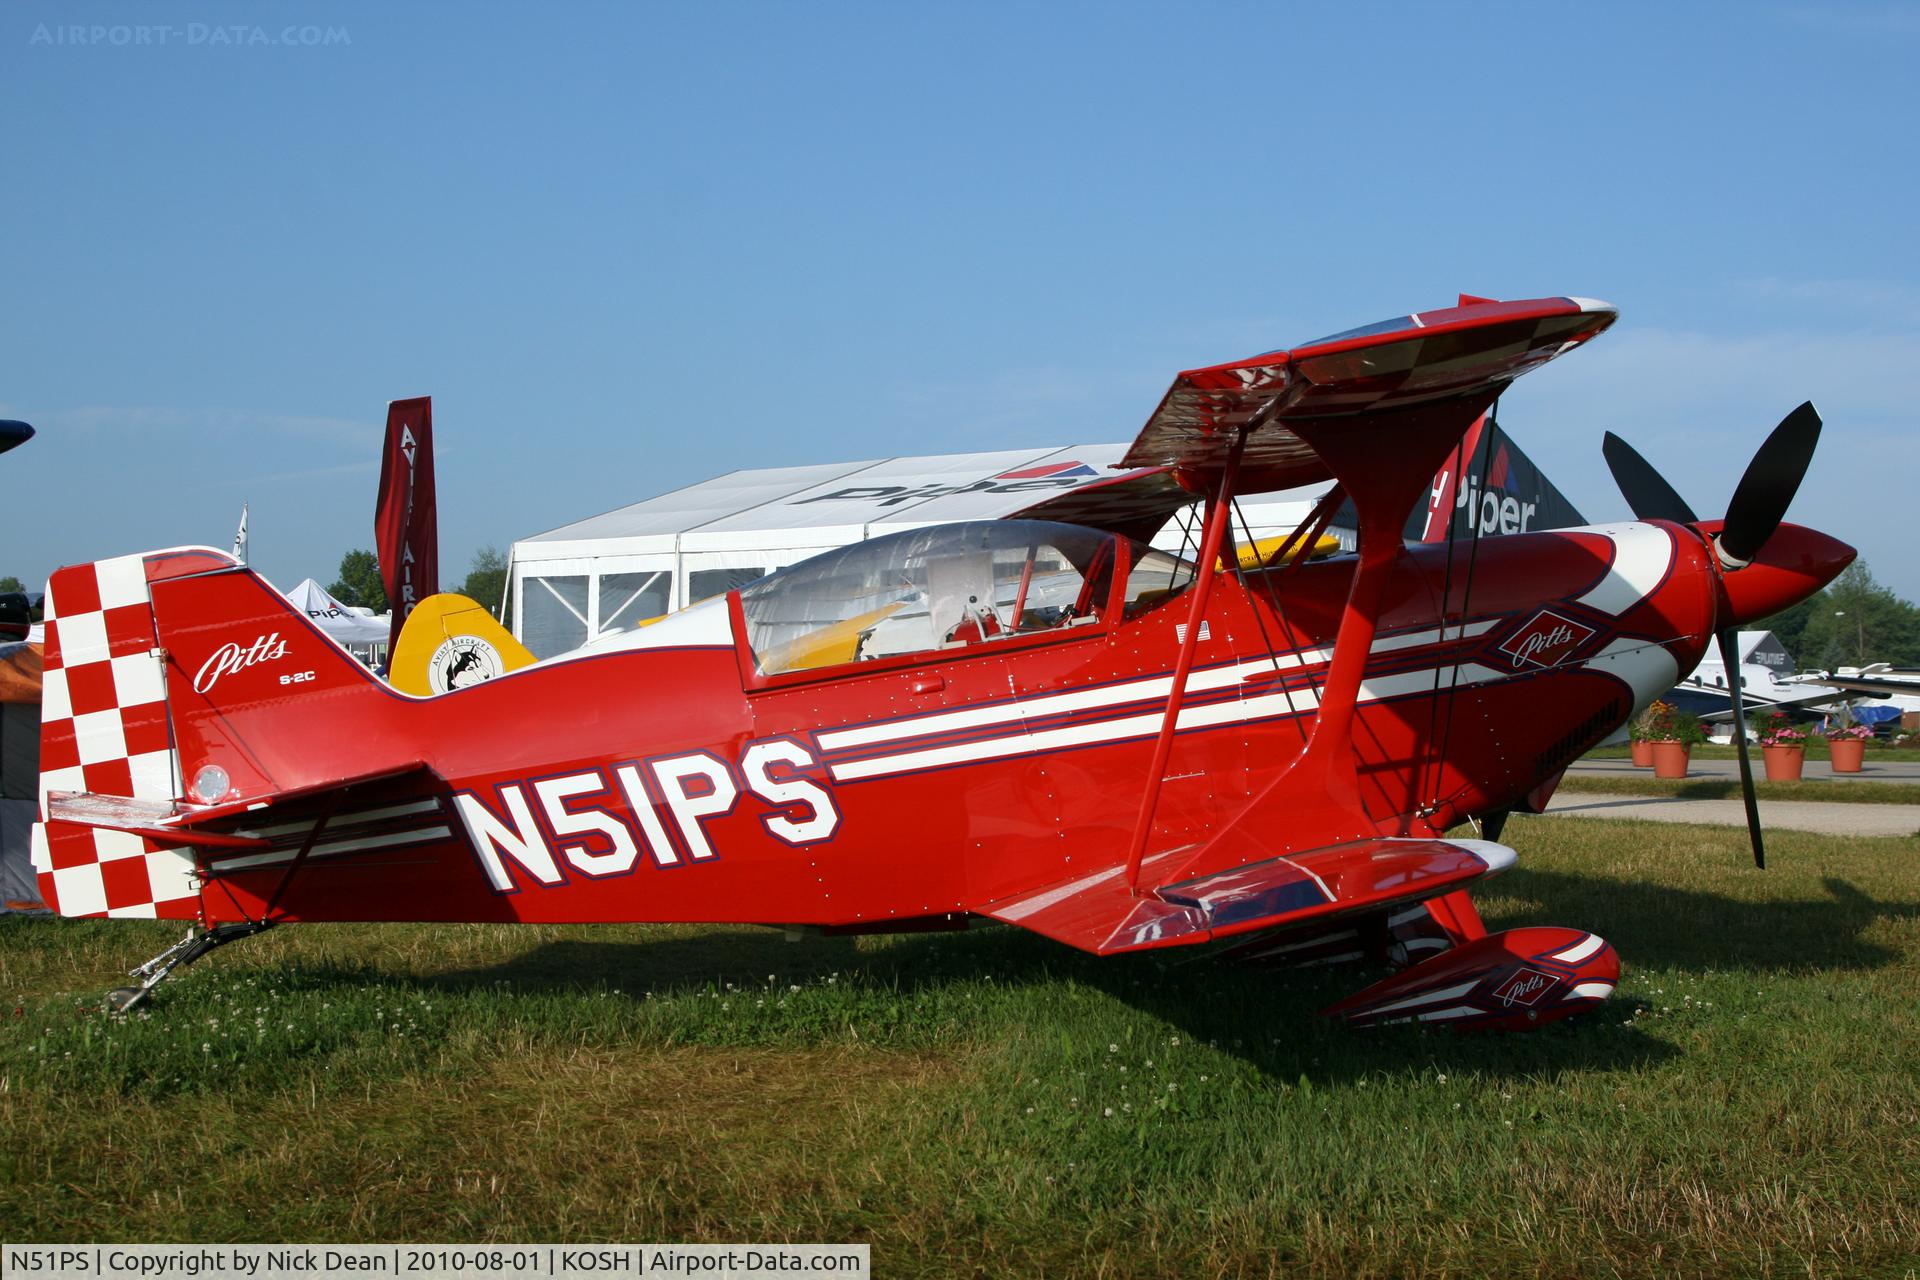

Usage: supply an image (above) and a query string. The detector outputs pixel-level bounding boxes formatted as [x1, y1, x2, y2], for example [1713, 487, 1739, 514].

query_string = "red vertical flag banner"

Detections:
[374, 396, 438, 651]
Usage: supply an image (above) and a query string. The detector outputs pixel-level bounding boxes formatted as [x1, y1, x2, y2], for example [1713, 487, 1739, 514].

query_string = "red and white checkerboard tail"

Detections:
[31, 551, 220, 920]
[31, 546, 405, 921]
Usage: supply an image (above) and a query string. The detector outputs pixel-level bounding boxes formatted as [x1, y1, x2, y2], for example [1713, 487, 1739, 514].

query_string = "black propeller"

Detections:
[1719, 401, 1823, 565]
[1600, 402, 1825, 870]
[1601, 431, 1697, 525]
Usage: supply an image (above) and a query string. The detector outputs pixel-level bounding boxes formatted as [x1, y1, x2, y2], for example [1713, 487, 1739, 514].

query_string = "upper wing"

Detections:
[1124, 296, 1617, 493]
[1004, 466, 1192, 542]
[980, 836, 1514, 956]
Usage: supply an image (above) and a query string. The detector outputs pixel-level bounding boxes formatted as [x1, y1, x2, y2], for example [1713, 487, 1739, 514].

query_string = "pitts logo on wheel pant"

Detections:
[450, 737, 840, 894]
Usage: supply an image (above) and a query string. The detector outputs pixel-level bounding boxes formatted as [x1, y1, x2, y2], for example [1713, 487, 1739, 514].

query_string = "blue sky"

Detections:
[3, 1, 1916, 603]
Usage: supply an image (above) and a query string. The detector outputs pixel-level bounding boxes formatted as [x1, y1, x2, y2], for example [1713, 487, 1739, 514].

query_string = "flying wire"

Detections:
[1428, 399, 1500, 815]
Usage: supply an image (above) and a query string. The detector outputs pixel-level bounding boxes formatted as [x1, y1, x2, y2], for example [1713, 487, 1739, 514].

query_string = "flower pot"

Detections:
[1829, 738, 1867, 773]
[1650, 740, 1691, 779]
[1630, 739, 1654, 767]
[1761, 745, 1805, 781]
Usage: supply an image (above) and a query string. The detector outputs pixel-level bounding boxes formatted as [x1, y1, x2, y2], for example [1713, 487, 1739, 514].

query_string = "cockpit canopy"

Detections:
[739, 519, 1194, 675]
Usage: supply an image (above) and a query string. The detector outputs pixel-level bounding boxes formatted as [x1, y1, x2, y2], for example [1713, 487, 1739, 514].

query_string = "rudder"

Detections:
[33, 548, 405, 918]
[33, 550, 224, 918]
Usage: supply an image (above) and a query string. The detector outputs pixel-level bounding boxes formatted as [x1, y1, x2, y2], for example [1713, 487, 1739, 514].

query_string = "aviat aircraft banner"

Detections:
[374, 396, 438, 649]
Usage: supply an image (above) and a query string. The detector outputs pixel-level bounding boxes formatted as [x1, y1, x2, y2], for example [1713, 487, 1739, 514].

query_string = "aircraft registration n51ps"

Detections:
[32, 295, 1853, 1029]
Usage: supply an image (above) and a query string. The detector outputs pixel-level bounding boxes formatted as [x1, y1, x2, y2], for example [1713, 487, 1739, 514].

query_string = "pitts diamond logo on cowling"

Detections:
[1491, 967, 1559, 1008]
[1497, 609, 1596, 670]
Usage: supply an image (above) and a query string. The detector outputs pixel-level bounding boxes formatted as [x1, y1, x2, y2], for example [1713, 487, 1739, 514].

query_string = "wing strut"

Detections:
[1150, 393, 1503, 885]
[1124, 428, 1249, 895]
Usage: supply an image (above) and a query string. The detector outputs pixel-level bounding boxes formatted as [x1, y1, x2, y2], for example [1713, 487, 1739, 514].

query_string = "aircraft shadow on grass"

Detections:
[291, 867, 1910, 1084]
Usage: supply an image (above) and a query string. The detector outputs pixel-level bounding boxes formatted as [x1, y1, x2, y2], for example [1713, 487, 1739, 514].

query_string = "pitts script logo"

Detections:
[1497, 609, 1596, 671]
[1491, 967, 1559, 1009]
[194, 632, 289, 693]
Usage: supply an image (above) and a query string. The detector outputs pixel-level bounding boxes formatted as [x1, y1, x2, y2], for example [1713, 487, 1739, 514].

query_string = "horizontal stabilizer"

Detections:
[983, 837, 1515, 956]
[44, 793, 270, 850]
[44, 761, 435, 854]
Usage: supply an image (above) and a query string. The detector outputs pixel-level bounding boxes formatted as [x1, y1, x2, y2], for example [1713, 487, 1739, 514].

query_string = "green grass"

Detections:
[3, 819, 1918, 1278]
[1557, 774, 1920, 805]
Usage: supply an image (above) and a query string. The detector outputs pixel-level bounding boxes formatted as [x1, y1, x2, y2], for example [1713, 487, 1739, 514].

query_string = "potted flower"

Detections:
[1639, 700, 1706, 778]
[1824, 707, 1873, 773]
[1756, 713, 1807, 781]
[1626, 704, 1659, 767]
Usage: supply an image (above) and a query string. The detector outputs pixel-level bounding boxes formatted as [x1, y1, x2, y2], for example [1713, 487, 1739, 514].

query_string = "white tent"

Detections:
[285, 579, 391, 646]
[509, 444, 1339, 658]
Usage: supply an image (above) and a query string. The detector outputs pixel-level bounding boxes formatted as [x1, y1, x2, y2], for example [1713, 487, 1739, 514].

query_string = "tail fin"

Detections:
[33, 549, 406, 918]
[387, 592, 534, 696]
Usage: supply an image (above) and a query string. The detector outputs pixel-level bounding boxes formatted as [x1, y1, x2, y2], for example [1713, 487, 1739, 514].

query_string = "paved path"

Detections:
[1569, 755, 1920, 783]
[1545, 792, 1920, 837]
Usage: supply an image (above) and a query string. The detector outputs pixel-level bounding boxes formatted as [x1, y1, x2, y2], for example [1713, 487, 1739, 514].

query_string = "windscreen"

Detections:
[739, 519, 1187, 675]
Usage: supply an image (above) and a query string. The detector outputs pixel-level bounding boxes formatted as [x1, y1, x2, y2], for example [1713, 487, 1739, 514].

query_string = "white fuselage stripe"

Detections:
[1550, 933, 1605, 965]
[813, 620, 1499, 753]
[208, 825, 453, 872]
[1574, 523, 1675, 617]
[828, 662, 1510, 782]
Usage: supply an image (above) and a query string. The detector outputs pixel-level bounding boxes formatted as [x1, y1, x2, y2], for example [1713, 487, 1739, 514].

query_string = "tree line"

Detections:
[0, 550, 510, 620]
[326, 546, 510, 619]
[1757, 560, 1920, 670]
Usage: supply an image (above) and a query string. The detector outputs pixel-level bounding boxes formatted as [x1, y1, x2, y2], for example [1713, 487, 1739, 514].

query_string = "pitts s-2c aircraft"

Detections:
[32, 295, 1855, 1028]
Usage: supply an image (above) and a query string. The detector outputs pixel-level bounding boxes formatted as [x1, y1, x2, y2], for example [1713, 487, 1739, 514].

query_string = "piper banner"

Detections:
[374, 395, 439, 650]
[1410, 410, 1586, 543]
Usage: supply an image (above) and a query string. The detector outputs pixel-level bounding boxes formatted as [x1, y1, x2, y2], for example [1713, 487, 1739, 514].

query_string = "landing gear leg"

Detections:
[105, 921, 275, 1013]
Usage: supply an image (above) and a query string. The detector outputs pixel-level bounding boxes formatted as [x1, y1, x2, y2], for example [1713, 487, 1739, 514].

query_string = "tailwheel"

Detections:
[102, 921, 275, 1015]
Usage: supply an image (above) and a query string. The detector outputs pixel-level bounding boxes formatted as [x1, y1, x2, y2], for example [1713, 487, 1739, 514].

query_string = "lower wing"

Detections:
[981, 836, 1514, 955]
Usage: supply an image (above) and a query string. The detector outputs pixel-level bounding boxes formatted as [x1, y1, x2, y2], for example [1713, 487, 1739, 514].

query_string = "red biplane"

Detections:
[31, 295, 1853, 1028]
